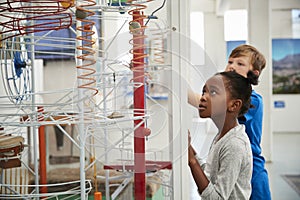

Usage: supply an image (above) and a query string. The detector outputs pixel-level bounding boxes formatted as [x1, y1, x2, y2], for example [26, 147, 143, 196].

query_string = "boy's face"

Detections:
[225, 56, 253, 78]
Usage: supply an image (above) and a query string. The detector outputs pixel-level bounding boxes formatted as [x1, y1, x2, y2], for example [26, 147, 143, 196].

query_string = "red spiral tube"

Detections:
[75, 0, 98, 96]
[0, 13, 72, 41]
[0, 0, 74, 41]
[0, 0, 73, 13]
[128, 2, 148, 80]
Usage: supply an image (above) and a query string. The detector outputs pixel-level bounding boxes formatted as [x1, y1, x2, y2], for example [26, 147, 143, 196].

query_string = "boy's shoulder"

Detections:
[251, 90, 263, 102]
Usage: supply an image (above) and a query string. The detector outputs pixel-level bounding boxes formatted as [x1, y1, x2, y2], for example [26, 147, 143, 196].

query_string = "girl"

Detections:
[188, 71, 256, 200]
[188, 44, 271, 199]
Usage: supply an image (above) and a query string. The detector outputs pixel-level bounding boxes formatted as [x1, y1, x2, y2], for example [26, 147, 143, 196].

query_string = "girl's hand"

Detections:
[188, 130, 196, 165]
[188, 130, 191, 146]
[188, 130, 196, 155]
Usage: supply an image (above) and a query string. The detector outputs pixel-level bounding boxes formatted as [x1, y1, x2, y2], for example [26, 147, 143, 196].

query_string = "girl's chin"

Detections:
[199, 112, 209, 118]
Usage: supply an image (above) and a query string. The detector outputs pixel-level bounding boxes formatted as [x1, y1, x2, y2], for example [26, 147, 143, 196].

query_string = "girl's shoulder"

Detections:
[219, 125, 250, 147]
[227, 125, 250, 146]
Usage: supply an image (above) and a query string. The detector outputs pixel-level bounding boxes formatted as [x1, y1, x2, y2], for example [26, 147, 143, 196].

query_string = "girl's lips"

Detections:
[199, 104, 206, 111]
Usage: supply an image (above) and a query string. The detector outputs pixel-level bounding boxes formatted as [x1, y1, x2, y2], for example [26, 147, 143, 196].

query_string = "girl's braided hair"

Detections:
[219, 70, 256, 116]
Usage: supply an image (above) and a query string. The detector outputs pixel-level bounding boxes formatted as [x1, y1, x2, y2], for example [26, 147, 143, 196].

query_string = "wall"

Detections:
[271, 3, 300, 133]
[43, 60, 77, 104]
[273, 95, 300, 132]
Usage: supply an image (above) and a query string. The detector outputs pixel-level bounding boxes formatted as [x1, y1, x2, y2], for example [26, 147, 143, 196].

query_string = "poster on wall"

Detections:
[272, 38, 300, 94]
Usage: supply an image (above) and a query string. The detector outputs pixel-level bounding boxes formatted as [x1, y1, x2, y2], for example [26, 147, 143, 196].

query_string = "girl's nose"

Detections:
[200, 93, 207, 102]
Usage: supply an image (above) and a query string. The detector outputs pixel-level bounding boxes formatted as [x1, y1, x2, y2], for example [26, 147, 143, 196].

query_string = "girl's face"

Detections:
[225, 56, 253, 77]
[198, 75, 228, 119]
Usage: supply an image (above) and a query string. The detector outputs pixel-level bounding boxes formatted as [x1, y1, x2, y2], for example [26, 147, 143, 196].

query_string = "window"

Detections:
[224, 10, 247, 58]
[190, 11, 204, 65]
[224, 9, 247, 41]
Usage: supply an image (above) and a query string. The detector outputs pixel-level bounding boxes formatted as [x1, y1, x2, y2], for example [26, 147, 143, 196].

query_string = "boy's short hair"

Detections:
[229, 44, 266, 75]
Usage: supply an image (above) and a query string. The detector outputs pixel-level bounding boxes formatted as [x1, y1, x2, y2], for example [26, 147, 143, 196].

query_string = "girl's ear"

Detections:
[228, 99, 242, 113]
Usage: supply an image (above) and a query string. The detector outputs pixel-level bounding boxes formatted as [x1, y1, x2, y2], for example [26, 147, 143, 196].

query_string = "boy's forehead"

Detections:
[231, 49, 252, 57]
[230, 55, 251, 61]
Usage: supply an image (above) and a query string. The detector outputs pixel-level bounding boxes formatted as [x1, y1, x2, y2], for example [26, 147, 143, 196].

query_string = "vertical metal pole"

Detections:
[76, 19, 86, 200]
[132, 11, 146, 200]
[30, 25, 40, 198]
[78, 92, 86, 200]
[102, 59, 110, 200]
[167, 0, 191, 199]
[38, 106, 47, 196]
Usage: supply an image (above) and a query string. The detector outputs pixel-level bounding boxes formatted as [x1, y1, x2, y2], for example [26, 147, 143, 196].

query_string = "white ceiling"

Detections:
[191, 0, 300, 15]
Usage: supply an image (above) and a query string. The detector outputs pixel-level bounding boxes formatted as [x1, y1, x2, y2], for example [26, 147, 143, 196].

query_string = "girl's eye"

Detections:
[210, 90, 217, 95]
[201, 86, 207, 96]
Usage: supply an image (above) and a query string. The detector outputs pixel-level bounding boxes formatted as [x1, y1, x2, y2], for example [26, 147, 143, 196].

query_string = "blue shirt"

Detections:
[238, 90, 271, 200]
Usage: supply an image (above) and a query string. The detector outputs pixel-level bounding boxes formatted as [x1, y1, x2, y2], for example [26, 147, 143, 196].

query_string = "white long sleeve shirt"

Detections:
[197, 124, 252, 200]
